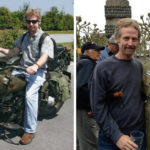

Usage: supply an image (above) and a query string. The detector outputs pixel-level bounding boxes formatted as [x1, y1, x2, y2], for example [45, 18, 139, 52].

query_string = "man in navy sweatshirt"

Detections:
[90, 18, 146, 150]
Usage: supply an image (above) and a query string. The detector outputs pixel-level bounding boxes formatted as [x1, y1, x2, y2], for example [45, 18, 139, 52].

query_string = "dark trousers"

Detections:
[77, 109, 99, 150]
[98, 132, 119, 150]
[98, 131, 146, 150]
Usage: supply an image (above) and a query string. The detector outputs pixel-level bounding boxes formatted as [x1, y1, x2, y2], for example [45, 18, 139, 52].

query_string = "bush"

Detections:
[0, 29, 20, 49]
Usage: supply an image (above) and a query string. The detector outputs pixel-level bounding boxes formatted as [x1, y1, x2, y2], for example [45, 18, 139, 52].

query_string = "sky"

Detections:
[75, 0, 150, 30]
[0, 0, 73, 15]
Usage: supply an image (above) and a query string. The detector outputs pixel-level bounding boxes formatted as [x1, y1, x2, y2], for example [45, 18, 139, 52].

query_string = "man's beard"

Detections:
[125, 46, 136, 55]
[28, 26, 38, 34]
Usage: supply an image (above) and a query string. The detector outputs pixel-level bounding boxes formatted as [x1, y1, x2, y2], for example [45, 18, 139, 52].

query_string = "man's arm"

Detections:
[26, 54, 48, 74]
[0, 47, 20, 57]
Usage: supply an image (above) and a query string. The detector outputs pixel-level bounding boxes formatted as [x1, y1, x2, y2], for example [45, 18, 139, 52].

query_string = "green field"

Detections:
[45, 30, 73, 34]
[0, 29, 73, 35]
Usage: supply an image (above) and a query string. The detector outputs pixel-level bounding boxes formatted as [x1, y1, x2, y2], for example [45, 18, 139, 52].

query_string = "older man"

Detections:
[77, 42, 104, 150]
[97, 34, 119, 62]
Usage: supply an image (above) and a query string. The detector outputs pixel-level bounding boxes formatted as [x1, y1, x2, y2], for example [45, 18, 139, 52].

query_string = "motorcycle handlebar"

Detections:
[0, 65, 26, 71]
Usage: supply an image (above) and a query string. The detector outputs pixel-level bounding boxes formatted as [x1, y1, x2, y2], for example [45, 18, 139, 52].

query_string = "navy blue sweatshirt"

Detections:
[77, 55, 96, 111]
[90, 55, 145, 144]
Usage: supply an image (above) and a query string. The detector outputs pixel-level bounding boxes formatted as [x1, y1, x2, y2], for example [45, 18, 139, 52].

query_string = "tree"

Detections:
[41, 7, 73, 31]
[136, 13, 150, 59]
[0, 29, 20, 49]
[19, 2, 30, 14]
[0, 5, 73, 31]
[42, 7, 60, 30]
[0, 7, 12, 29]
[76, 16, 107, 48]
[62, 14, 73, 30]
[11, 11, 24, 29]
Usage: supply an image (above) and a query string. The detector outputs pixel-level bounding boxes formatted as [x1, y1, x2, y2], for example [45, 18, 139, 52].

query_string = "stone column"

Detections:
[105, 0, 131, 38]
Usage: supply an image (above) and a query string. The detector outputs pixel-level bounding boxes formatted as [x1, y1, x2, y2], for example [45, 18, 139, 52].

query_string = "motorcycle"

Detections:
[0, 45, 71, 144]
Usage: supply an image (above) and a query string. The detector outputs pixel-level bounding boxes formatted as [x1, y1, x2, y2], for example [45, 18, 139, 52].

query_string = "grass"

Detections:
[0, 29, 73, 34]
[45, 30, 73, 34]
[58, 42, 73, 46]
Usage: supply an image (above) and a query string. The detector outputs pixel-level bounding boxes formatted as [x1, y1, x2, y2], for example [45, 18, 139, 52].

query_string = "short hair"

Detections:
[114, 18, 141, 40]
[25, 9, 41, 21]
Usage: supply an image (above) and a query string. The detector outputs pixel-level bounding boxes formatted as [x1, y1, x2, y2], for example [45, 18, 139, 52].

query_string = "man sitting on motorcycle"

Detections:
[0, 9, 54, 145]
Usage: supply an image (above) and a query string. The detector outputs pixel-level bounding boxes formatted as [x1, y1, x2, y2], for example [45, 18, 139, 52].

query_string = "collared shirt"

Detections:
[15, 28, 54, 68]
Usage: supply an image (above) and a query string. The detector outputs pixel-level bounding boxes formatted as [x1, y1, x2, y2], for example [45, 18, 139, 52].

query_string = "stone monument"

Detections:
[105, 0, 131, 38]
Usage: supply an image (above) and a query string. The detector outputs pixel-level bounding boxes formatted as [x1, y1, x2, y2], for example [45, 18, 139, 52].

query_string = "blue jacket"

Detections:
[97, 46, 113, 62]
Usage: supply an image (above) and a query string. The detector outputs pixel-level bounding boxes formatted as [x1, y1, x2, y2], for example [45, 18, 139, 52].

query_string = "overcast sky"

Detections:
[0, 0, 73, 15]
[75, 0, 150, 30]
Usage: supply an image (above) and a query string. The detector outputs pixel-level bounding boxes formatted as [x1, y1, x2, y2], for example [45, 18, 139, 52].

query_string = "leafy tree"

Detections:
[19, 2, 30, 14]
[44, 6, 60, 30]
[0, 29, 20, 49]
[76, 16, 107, 48]
[0, 7, 12, 29]
[136, 13, 150, 59]
[57, 11, 65, 30]
[11, 11, 24, 29]
[0, 5, 73, 31]
[41, 14, 54, 30]
[41, 7, 73, 31]
[50, 6, 59, 30]
[18, 2, 30, 29]
[62, 14, 73, 30]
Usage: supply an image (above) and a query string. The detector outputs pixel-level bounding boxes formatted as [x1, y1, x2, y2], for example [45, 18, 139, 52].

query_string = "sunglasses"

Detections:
[26, 20, 38, 24]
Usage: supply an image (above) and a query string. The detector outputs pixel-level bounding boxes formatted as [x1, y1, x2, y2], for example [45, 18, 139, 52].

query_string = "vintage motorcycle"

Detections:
[0, 45, 71, 131]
